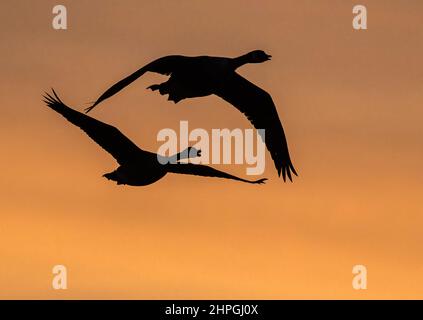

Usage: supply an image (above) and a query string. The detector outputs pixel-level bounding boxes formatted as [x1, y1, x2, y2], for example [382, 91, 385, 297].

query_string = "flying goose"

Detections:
[43, 90, 267, 186]
[85, 50, 298, 182]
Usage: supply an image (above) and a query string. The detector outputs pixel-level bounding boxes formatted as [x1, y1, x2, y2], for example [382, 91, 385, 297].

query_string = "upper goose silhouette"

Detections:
[85, 50, 298, 182]
[43, 90, 267, 186]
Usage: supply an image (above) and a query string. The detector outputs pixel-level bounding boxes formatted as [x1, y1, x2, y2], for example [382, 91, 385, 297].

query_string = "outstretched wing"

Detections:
[86, 55, 187, 113]
[43, 89, 147, 165]
[215, 73, 297, 181]
[166, 163, 267, 185]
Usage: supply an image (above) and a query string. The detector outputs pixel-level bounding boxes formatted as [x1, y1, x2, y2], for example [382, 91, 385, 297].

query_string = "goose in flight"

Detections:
[85, 50, 297, 181]
[43, 90, 267, 186]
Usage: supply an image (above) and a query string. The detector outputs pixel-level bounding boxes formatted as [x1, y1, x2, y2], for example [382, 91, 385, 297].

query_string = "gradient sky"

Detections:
[0, 0, 422, 299]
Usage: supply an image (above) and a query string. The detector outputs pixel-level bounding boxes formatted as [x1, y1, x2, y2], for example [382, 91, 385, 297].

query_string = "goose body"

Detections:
[144, 55, 233, 103]
[43, 90, 267, 186]
[86, 50, 297, 181]
[103, 160, 167, 186]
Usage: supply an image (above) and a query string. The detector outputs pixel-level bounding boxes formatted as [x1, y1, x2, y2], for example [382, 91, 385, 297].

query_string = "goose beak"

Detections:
[266, 54, 272, 60]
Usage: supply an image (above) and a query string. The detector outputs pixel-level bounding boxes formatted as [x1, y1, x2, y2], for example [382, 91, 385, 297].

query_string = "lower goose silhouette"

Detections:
[43, 90, 267, 186]
[85, 50, 298, 182]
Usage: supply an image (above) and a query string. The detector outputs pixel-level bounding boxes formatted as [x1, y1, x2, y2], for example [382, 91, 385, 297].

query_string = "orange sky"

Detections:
[0, 0, 422, 299]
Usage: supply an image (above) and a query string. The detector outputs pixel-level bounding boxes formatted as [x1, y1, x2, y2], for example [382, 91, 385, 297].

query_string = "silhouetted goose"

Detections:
[43, 90, 267, 186]
[85, 50, 297, 181]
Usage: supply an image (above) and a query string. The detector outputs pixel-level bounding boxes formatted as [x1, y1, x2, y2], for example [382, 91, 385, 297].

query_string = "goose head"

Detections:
[246, 50, 272, 63]
[187, 146, 201, 158]
[176, 146, 202, 162]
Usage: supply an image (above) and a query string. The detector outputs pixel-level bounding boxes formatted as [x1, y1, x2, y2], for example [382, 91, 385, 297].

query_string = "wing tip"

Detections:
[253, 178, 268, 185]
[42, 89, 59, 107]
[277, 162, 298, 183]
[84, 103, 97, 114]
